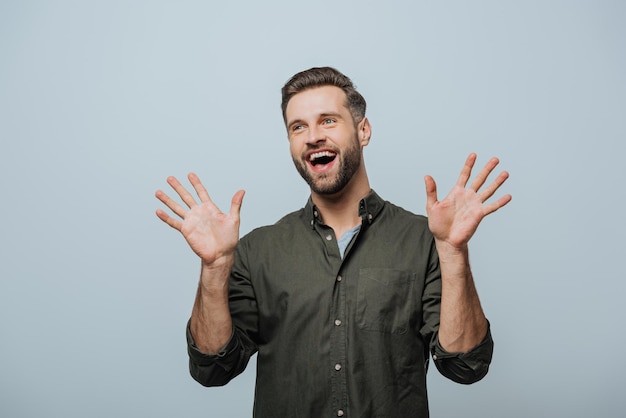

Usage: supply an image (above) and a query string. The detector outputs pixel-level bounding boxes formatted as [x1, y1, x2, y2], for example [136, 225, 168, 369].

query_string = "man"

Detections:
[155, 67, 511, 417]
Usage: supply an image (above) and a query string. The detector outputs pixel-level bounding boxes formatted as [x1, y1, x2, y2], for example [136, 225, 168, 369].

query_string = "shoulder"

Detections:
[369, 199, 434, 247]
[240, 207, 307, 244]
[380, 200, 429, 228]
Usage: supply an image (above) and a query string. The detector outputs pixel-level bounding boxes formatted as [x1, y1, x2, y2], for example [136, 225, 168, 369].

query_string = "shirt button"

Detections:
[433, 354, 438, 361]
[337, 410, 344, 417]
[334, 319, 342, 326]
[326, 234, 332, 241]
[336, 275, 342, 282]
[335, 363, 342, 371]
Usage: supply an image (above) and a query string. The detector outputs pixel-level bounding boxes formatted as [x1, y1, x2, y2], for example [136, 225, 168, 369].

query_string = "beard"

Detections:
[292, 135, 362, 195]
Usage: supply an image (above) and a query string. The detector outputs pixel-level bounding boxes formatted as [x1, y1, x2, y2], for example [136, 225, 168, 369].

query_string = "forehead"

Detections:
[285, 85, 350, 121]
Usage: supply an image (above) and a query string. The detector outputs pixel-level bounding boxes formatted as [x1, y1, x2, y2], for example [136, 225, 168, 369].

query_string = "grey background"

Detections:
[1, 1, 624, 417]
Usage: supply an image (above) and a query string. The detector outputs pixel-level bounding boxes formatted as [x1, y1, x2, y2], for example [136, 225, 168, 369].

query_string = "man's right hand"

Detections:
[155, 173, 245, 268]
[156, 173, 244, 354]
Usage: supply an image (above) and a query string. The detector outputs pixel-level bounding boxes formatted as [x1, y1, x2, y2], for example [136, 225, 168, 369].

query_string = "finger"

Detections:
[483, 194, 512, 216]
[155, 189, 188, 219]
[456, 153, 477, 187]
[479, 170, 509, 202]
[188, 172, 213, 204]
[155, 208, 183, 231]
[228, 190, 246, 217]
[424, 175, 438, 212]
[167, 176, 198, 208]
[470, 157, 500, 192]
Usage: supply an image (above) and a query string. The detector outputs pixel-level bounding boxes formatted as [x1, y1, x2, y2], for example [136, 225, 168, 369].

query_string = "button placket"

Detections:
[330, 267, 347, 417]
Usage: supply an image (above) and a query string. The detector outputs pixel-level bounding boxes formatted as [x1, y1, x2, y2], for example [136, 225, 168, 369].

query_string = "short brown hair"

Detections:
[281, 67, 367, 126]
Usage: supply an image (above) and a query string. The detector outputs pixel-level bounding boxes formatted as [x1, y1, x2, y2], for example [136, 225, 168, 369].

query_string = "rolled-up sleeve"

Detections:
[431, 323, 494, 384]
[186, 322, 245, 387]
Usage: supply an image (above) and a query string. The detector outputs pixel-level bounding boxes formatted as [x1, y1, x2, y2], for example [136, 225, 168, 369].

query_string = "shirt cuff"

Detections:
[186, 320, 236, 364]
[431, 321, 494, 384]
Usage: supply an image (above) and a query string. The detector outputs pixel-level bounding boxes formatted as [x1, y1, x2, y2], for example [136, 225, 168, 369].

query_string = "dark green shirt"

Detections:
[187, 191, 493, 417]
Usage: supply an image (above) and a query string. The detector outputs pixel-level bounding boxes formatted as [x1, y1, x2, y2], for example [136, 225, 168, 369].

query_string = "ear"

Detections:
[358, 117, 372, 147]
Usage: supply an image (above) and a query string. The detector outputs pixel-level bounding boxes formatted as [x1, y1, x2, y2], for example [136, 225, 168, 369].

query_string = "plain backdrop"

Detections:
[1, 1, 625, 417]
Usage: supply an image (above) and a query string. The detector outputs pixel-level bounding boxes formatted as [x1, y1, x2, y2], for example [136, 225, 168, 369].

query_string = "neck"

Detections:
[311, 166, 371, 239]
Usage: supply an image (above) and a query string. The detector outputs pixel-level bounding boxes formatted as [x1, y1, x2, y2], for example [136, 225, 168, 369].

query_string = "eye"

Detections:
[323, 118, 336, 125]
[291, 124, 304, 132]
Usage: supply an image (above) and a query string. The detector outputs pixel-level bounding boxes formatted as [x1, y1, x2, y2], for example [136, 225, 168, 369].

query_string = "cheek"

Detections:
[289, 138, 303, 157]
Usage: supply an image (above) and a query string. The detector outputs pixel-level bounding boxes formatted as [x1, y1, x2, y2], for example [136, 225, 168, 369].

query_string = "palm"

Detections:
[155, 173, 245, 264]
[427, 185, 485, 247]
[425, 154, 511, 248]
[180, 202, 241, 263]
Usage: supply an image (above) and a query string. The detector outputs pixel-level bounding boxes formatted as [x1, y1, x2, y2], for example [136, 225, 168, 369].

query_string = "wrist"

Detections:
[199, 255, 234, 292]
[201, 254, 235, 271]
[434, 239, 468, 260]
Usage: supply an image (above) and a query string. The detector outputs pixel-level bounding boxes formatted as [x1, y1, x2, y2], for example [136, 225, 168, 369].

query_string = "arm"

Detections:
[155, 173, 245, 354]
[186, 242, 259, 387]
[425, 153, 511, 353]
[191, 258, 235, 354]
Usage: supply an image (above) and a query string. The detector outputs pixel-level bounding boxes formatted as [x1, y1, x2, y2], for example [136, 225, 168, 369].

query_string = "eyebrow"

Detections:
[319, 112, 343, 120]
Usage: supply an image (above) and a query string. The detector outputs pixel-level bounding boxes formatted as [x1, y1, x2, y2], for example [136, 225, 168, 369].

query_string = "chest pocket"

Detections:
[356, 268, 417, 334]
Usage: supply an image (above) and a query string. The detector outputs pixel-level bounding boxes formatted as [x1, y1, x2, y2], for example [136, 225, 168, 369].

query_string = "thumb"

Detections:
[229, 190, 246, 216]
[424, 175, 437, 212]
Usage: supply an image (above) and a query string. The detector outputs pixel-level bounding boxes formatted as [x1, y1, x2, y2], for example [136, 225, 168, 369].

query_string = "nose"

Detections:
[306, 124, 325, 145]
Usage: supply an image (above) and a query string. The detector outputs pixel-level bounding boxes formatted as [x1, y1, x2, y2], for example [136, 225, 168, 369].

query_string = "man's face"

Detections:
[285, 86, 368, 195]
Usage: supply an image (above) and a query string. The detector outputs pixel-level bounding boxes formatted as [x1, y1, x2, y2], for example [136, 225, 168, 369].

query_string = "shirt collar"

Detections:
[305, 190, 385, 229]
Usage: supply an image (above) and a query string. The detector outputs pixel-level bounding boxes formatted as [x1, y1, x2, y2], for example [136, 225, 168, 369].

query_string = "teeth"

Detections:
[309, 151, 335, 161]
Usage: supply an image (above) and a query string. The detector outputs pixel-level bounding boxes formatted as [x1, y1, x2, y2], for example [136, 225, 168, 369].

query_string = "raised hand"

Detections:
[424, 153, 511, 249]
[155, 173, 245, 266]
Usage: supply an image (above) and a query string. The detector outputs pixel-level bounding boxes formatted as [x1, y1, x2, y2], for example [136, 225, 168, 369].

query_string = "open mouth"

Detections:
[309, 151, 337, 167]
